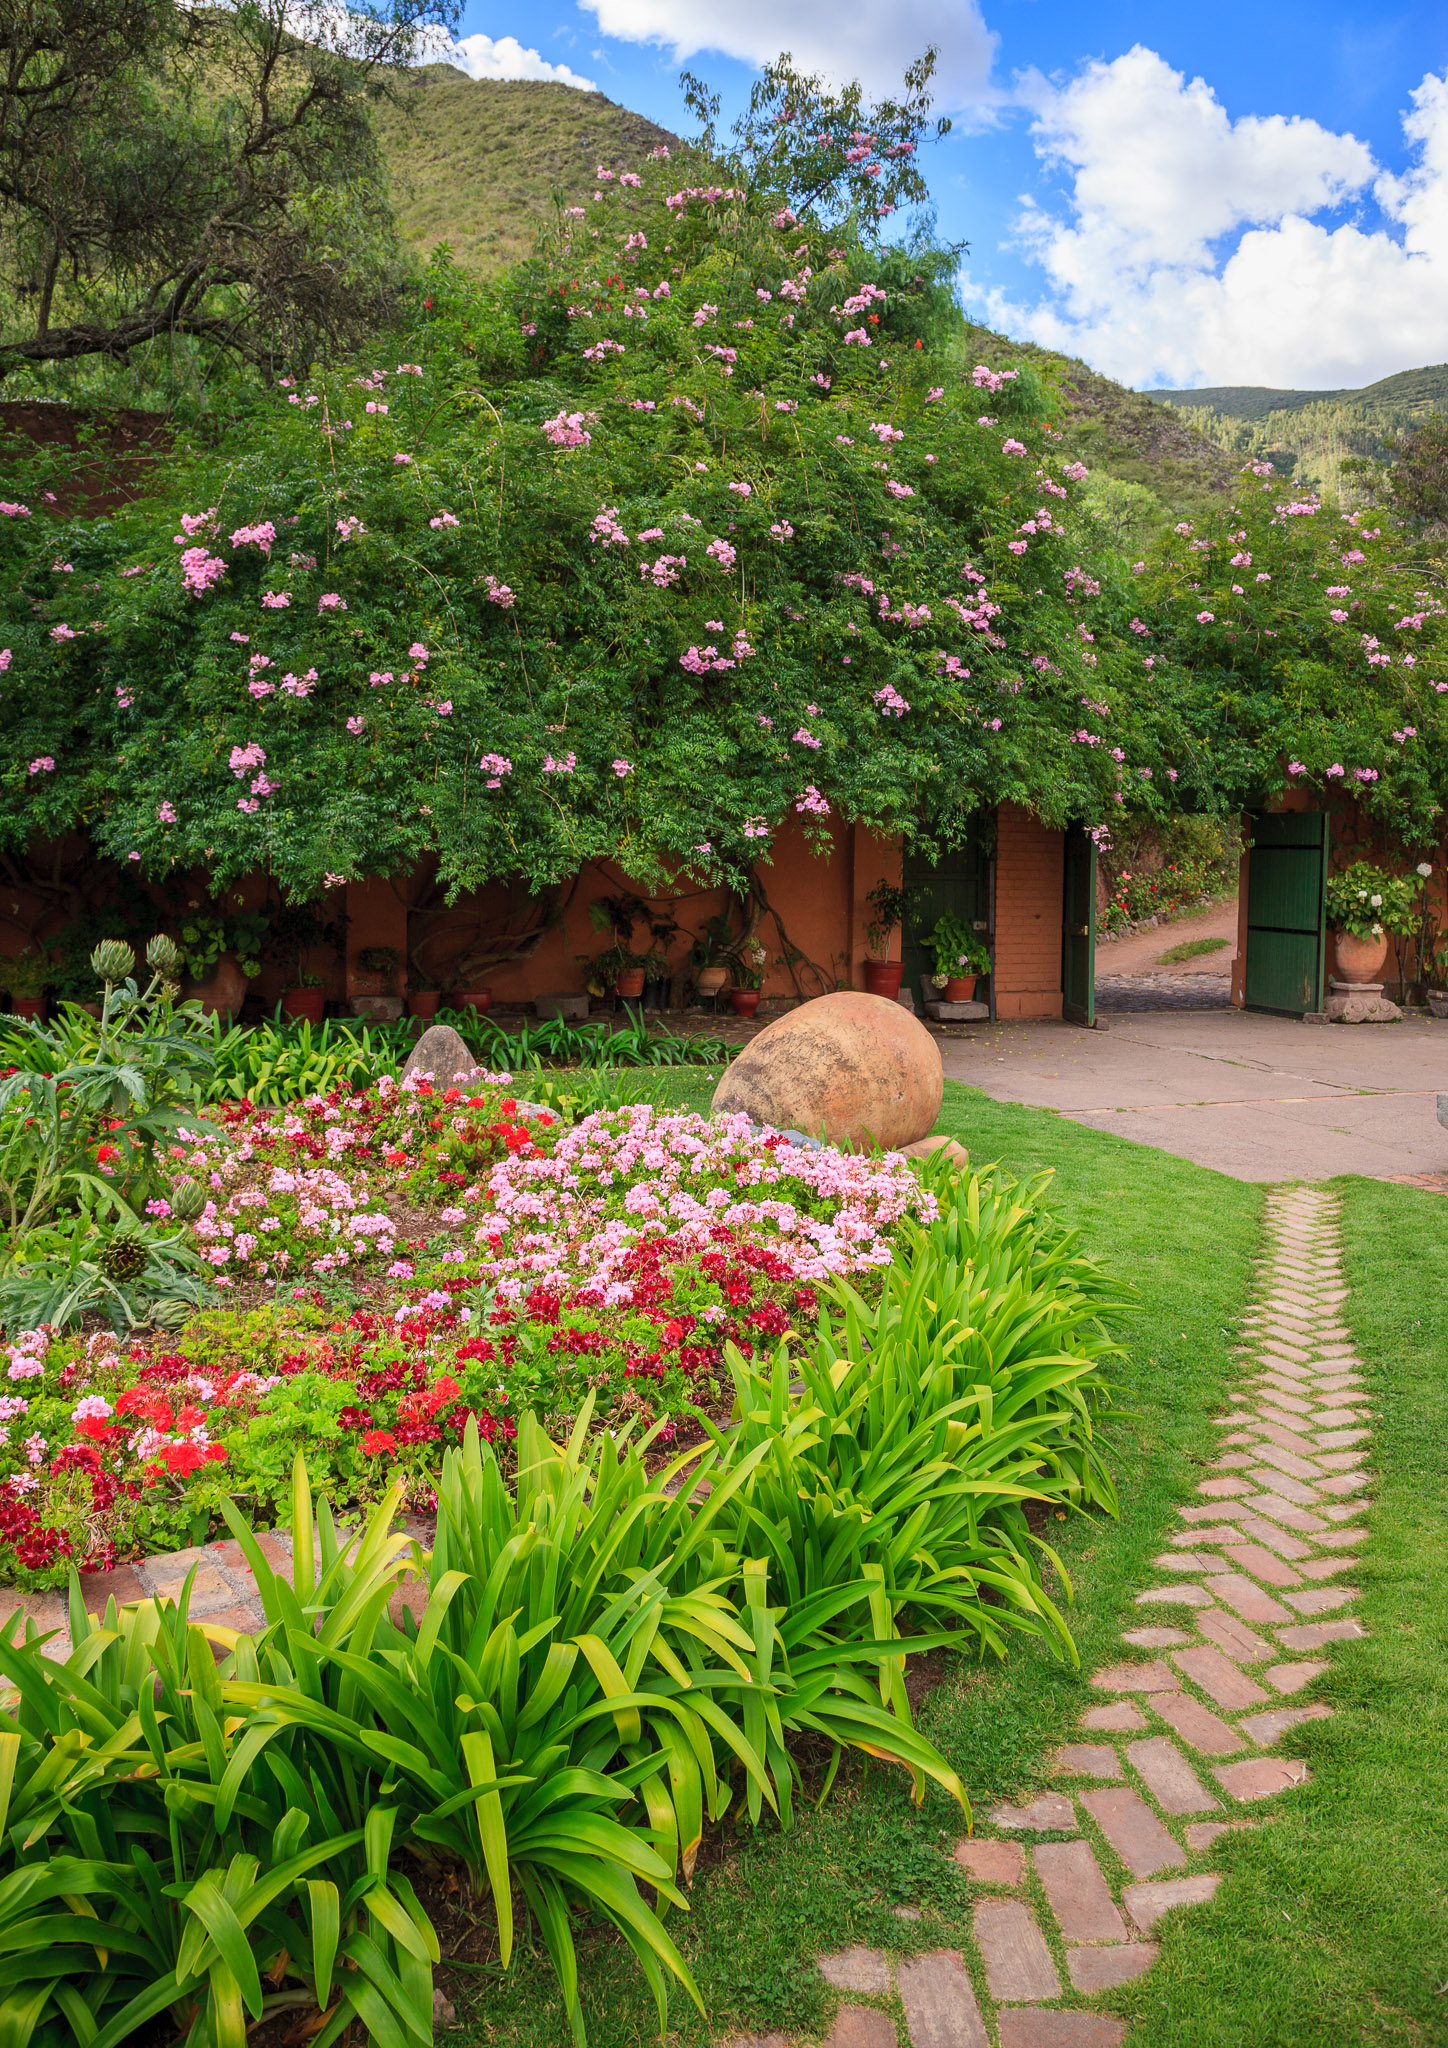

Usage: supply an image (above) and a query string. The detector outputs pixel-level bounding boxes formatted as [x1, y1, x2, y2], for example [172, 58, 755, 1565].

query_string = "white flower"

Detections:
[1418, 862, 1434, 878]
[1369, 893, 1383, 907]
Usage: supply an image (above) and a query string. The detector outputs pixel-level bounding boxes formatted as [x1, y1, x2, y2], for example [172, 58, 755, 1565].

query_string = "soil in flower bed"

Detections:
[0, 1073, 933, 1586]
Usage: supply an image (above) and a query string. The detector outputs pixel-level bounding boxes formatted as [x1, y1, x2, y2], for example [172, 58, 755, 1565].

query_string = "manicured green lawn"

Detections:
[1112, 1175, 1448, 2048]
[448, 1081, 1265, 2046]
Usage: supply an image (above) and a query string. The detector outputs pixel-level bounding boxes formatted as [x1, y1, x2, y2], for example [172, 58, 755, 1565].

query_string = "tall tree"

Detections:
[0, 0, 457, 380]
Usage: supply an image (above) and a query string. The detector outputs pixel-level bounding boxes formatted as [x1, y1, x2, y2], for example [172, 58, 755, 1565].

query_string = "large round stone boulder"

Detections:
[711, 992, 943, 1151]
[400, 1024, 478, 1092]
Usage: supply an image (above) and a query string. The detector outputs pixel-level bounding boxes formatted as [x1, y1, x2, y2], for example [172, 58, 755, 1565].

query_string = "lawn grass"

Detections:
[1156, 935, 1230, 964]
[448, 1081, 1264, 2047]
[1111, 1175, 1448, 2048]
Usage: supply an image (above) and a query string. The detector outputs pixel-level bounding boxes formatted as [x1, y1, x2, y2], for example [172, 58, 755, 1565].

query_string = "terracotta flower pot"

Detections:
[10, 996, 46, 1022]
[944, 975, 978, 1002]
[1333, 929, 1390, 985]
[863, 960, 904, 998]
[185, 953, 247, 1019]
[281, 988, 326, 1025]
[729, 988, 761, 1017]
[408, 992, 442, 1020]
[455, 988, 493, 1016]
[615, 969, 647, 999]
[696, 965, 729, 997]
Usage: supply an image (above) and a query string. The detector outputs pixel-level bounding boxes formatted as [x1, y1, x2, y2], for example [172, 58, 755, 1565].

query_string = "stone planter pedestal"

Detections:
[1324, 978, 1400, 1024]
[350, 995, 404, 1021]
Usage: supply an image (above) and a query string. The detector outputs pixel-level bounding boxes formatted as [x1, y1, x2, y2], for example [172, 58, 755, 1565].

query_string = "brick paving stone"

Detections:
[1212, 1452, 1259, 1471]
[1194, 1608, 1273, 1661]
[818, 1948, 892, 1995]
[720, 2034, 791, 2048]
[196, 1602, 264, 1637]
[895, 1950, 988, 2048]
[822, 2009, 896, 2048]
[1054, 1745, 1122, 1779]
[1241, 1493, 1329, 1533]
[1122, 1874, 1221, 1932]
[1184, 1822, 1254, 1851]
[996, 2013, 1128, 2048]
[1230, 1516, 1312, 1560]
[1258, 1361, 1314, 1387]
[1297, 1556, 1359, 1580]
[1034, 1840, 1129, 1945]
[1146, 1690, 1245, 1757]
[1200, 1574, 1293, 1626]
[1172, 1646, 1270, 1711]
[1264, 1660, 1330, 1694]
[1220, 1430, 1261, 1448]
[1213, 1758, 1309, 1800]
[1313, 1427, 1371, 1448]
[988, 1792, 1078, 1831]
[1080, 1701, 1148, 1733]
[1079, 1788, 1185, 1878]
[1217, 1544, 1303, 1589]
[1091, 1661, 1179, 1694]
[1256, 1421, 1328, 1461]
[75, 1562, 147, 1611]
[1122, 1627, 1193, 1649]
[973, 1899, 1061, 2001]
[1314, 1527, 1365, 1549]
[955, 1838, 1025, 1886]
[1246, 1443, 1325, 1484]
[1168, 1524, 1242, 1547]
[1314, 1453, 1369, 1475]
[1153, 1551, 1216, 1569]
[1278, 1619, 1365, 1649]
[1322, 1499, 1371, 1520]
[1134, 1584, 1214, 1607]
[1244, 1469, 1322, 1507]
[1282, 1586, 1358, 1614]
[1126, 1737, 1220, 1815]
[1197, 1477, 1254, 1498]
[1256, 1402, 1316, 1430]
[1066, 1944, 1158, 1992]
[1179, 1502, 1248, 1523]
[1239, 1703, 1334, 1744]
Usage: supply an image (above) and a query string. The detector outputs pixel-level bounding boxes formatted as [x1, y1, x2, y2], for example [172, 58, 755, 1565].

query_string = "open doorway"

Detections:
[1091, 816, 1245, 1014]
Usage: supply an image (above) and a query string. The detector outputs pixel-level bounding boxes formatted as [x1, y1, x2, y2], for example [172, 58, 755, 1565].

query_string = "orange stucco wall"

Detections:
[992, 803, 1065, 1019]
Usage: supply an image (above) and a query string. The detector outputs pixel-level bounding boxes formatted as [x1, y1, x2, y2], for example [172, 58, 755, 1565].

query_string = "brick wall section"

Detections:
[994, 803, 1065, 1018]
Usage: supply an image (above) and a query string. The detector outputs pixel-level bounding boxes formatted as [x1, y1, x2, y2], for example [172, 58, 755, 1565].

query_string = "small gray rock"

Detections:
[401, 1024, 481, 1091]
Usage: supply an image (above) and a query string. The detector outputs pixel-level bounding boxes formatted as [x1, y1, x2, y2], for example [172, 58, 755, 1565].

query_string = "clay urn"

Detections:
[1333, 929, 1390, 985]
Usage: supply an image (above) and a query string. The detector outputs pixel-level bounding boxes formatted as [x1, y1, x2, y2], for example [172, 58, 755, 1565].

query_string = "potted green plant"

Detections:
[1325, 863, 1422, 985]
[729, 939, 767, 1017]
[407, 979, 444, 1020]
[689, 913, 735, 1003]
[862, 879, 907, 997]
[269, 900, 345, 1025]
[925, 913, 991, 1000]
[587, 892, 650, 1000]
[177, 909, 265, 1018]
[3, 948, 51, 1021]
[642, 908, 682, 1010]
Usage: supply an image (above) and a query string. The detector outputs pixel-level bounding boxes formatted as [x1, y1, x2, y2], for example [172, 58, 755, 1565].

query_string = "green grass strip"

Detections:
[1117, 1175, 1448, 2046]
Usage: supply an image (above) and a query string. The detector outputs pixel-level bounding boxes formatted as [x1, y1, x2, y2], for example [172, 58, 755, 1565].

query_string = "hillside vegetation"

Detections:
[373, 66, 678, 274]
[1145, 364, 1448, 498]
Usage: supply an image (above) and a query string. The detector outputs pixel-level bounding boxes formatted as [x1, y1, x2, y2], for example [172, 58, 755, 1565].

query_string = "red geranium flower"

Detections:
[360, 1429, 398, 1455]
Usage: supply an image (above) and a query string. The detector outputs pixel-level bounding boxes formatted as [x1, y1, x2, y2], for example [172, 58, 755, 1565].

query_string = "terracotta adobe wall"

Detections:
[991, 802, 1065, 1019]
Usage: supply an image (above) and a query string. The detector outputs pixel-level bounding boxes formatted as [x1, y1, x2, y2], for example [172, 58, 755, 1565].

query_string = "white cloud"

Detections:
[972, 51, 1448, 391]
[416, 29, 597, 90]
[576, 0, 996, 109]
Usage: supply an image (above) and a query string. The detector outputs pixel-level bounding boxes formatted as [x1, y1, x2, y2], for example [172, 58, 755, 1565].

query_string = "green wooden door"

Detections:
[902, 823, 991, 1004]
[1062, 827, 1096, 1027]
[1244, 812, 1328, 1015]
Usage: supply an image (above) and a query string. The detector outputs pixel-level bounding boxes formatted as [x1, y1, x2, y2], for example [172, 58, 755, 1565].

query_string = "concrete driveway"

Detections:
[938, 1008, 1448, 1182]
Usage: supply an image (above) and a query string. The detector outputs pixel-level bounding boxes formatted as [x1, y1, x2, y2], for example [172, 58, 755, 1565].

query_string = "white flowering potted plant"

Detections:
[1324, 861, 1424, 985]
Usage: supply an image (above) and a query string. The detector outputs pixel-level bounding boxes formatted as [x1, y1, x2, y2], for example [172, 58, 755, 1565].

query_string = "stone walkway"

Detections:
[1095, 974, 1233, 1013]
[725, 1185, 1366, 2048]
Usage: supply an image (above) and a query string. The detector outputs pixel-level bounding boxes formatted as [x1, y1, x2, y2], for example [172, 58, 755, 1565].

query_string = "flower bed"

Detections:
[0, 1074, 933, 1582]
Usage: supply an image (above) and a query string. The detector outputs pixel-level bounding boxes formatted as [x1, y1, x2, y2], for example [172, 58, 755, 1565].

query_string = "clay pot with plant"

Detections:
[350, 944, 400, 997]
[1325, 862, 1424, 986]
[178, 909, 266, 1018]
[585, 891, 651, 1000]
[729, 939, 768, 1016]
[926, 912, 991, 1000]
[269, 899, 346, 1025]
[862, 879, 907, 997]
[3, 947, 52, 1021]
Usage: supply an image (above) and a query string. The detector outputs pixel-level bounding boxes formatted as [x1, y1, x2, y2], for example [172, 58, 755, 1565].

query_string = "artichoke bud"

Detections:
[91, 939, 135, 984]
[96, 1233, 148, 1281]
[170, 1176, 206, 1221]
[146, 934, 182, 978]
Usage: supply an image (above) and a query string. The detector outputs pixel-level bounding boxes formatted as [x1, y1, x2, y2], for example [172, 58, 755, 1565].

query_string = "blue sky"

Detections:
[432, 0, 1448, 391]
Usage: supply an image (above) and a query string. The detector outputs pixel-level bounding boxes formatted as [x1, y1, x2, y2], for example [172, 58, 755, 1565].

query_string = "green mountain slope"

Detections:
[1140, 364, 1448, 497]
[373, 66, 678, 275]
